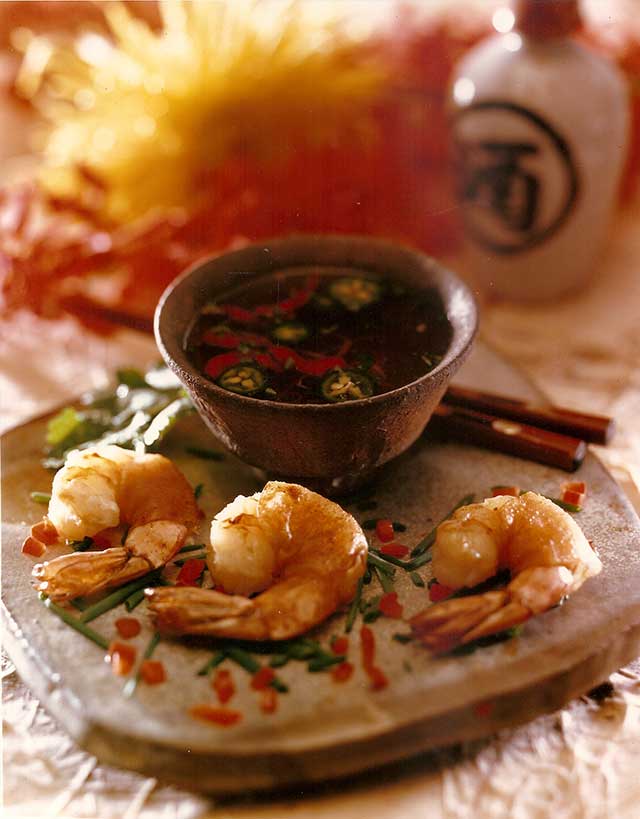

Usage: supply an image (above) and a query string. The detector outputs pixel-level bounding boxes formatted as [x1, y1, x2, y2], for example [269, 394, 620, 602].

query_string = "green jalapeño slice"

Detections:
[217, 365, 266, 396]
[320, 369, 374, 403]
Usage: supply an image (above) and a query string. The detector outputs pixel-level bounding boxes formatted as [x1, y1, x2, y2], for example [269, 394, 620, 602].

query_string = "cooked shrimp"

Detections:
[146, 481, 368, 640]
[32, 445, 199, 602]
[410, 492, 602, 653]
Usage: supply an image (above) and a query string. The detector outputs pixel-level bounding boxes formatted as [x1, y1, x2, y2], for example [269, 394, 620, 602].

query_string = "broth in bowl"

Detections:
[187, 267, 452, 404]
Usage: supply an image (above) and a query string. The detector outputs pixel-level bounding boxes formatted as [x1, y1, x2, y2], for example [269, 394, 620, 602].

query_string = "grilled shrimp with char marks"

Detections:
[410, 492, 602, 653]
[146, 481, 368, 640]
[32, 445, 199, 602]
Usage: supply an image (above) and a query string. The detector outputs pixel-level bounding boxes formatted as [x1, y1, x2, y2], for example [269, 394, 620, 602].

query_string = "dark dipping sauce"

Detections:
[187, 267, 452, 404]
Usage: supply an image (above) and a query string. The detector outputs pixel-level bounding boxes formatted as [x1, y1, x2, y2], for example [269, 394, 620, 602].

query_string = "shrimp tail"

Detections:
[32, 547, 131, 602]
[145, 586, 265, 639]
[410, 566, 576, 654]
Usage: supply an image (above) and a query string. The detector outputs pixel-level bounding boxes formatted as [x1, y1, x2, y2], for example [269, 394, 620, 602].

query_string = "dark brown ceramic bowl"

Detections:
[155, 235, 478, 494]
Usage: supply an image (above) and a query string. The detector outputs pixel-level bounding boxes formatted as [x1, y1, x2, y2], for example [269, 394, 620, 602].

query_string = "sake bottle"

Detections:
[449, 0, 629, 301]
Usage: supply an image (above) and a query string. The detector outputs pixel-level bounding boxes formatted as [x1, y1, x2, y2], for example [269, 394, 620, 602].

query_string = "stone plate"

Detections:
[3, 343, 640, 794]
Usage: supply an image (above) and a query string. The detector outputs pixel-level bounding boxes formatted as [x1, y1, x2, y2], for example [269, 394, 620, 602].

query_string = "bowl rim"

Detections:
[154, 234, 478, 411]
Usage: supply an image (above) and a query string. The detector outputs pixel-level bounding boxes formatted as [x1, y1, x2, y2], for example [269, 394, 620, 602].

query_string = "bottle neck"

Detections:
[513, 0, 582, 39]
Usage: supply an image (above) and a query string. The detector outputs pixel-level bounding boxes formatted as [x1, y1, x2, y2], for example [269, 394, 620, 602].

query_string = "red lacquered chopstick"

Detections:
[430, 403, 587, 472]
[443, 385, 614, 445]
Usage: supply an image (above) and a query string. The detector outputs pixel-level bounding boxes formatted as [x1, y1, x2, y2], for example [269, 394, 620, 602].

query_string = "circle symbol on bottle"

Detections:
[453, 100, 579, 254]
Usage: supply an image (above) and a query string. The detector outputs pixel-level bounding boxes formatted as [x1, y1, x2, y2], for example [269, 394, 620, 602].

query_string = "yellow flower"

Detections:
[18, 0, 385, 221]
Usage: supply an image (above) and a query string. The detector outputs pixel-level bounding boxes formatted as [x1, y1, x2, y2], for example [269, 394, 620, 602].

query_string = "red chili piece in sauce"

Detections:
[115, 617, 141, 639]
[107, 641, 136, 676]
[140, 660, 166, 685]
[251, 667, 275, 691]
[213, 669, 235, 704]
[379, 592, 403, 619]
[331, 662, 354, 683]
[379, 542, 409, 558]
[204, 351, 242, 378]
[260, 688, 278, 714]
[190, 705, 242, 727]
[375, 519, 395, 543]
[176, 558, 206, 587]
[360, 625, 388, 691]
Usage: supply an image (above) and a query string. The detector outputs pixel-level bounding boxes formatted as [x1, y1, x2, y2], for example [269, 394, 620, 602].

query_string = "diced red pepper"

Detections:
[140, 660, 166, 685]
[176, 558, 206, 587]
[202, 331, 242, 348]
[331, 661, 354, 683]
[92, 533, 113, 549]
[31, 518, 58, 545]
[115, 617, 141, 639]
[107, 641, 136, 676]
[429, 582, 454, 603]
[380, 542, 409, 558]
[204, 351, 242, 378]
[331, 636, 349, 655]
[360, 625, 376, 671]
[562, 481, 586, 495]
[22, 535, 46, 557]
[251, 666, 275, 691]
[491, 486, 520, 497]
[375, 519, 395, 543]
[562, 489, 585, 507]
[379, 592, 403, 619]
[213, 668, 235, 704]
[190, 704, 242, 726]
[278, 275, 319, 312]
[259, 687, 278, 714]
[369, 666, 389, 691]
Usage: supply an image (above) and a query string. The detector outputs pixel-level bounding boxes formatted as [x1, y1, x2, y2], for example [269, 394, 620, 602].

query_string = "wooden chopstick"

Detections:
[430, 403, 588, 472]
[443, 385, 614, 445]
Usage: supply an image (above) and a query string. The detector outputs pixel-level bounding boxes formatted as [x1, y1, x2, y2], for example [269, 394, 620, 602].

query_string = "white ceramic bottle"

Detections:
[449, 0, 629, 301]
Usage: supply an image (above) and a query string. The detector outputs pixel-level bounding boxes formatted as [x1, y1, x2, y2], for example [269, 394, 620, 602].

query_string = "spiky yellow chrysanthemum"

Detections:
[17, 0, 385, 221]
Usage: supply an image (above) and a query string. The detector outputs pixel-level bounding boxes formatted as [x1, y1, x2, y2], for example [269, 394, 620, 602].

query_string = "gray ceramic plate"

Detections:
[3, 343, 640, 794]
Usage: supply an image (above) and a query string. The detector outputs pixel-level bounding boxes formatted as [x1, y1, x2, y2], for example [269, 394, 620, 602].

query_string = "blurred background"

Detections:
[1, 0, 638, 330]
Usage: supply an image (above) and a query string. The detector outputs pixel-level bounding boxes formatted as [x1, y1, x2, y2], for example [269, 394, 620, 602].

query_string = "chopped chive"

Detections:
[124, 631, 161, 697]
[80, 571, 161, 623]
[173, 553, 207, 566]
[367, 551, 399, 573]
[270, 678, 289, 693]
[345, 577, 364, 633]
[124, 588, 146, 612]
[410, 571, 425, 588]
[225, 646, 260, 673]
[363, 567, 372, 585]
[185, 446, 224, 461]
[373, 565, 394, 594]
[545, 496, 581, 513]
[178, 543, 206, 554]
[40, 594, 109, 650]
[357, 500, 377, 512]
[410, 493, 475, 558]
[284, 639, 321, 660]
[362, 519, 378, 530]
[392, 522, 407, 532]
[70, 598, 88, 611]
[307, 654, 345, 672]
[405, 552, 433, 571]
[197, 651, 228, 676]
[70, 536, 94, 552]
[194, 483, 204, 500]
[363, 608, 382, 623]
[269, 654, 290, 668]
[393, 633, 413, 644]
[30, 491, 51, 505]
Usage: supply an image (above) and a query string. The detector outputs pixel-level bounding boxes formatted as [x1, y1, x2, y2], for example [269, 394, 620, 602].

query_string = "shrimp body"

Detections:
[32, 445, 199, 602]
[147, 482, 368, 640]
[410, 492, 602, 653]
